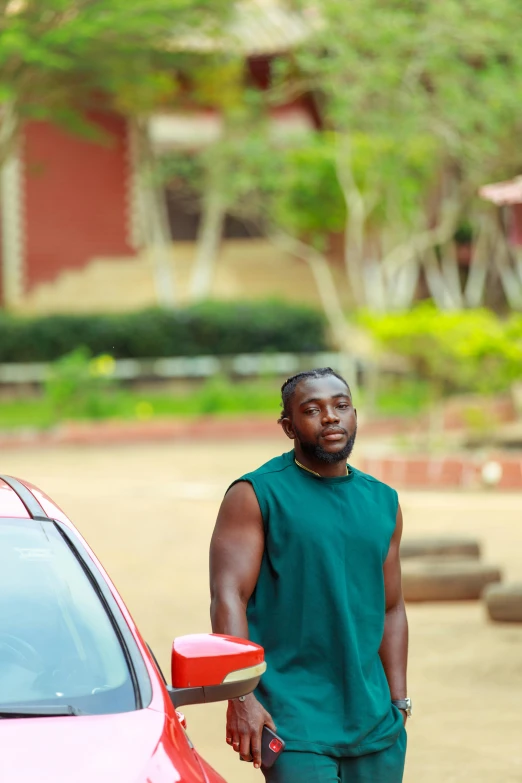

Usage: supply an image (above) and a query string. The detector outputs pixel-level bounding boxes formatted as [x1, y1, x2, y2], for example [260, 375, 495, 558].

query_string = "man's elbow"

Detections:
[385, 593, 406, 616]
[210, 588, 245, 622]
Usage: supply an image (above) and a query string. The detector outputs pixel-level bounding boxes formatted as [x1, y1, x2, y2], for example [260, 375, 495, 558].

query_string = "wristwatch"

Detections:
[392, 698, 412, 718]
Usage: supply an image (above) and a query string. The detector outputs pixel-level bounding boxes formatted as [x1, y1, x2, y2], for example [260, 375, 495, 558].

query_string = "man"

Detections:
[209, 368, 409, 782]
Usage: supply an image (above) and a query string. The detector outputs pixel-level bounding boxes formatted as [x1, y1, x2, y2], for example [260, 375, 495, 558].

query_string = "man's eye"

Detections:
[305, 408, 319, 415]
[338, 403, 349, 409]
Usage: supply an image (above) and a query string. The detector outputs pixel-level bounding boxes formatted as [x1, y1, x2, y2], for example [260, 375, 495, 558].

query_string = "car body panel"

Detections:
[0, 709, 209, 783]
[0, 478, 31, 519]
[0, 477, 231, 783]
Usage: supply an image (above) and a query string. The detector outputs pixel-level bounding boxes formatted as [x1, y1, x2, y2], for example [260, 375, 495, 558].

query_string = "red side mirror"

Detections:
[168, 633, 266, 709]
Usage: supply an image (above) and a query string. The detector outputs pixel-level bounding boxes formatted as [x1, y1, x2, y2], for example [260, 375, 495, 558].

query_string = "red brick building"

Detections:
[0, 1, 317, 310]
[0, 112, 140, 308]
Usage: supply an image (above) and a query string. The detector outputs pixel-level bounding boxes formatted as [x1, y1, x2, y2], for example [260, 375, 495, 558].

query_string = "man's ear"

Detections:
[280, 416, 295, 440]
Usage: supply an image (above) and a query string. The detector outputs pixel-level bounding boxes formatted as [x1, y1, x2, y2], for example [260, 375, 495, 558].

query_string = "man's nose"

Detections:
[322, 407, 340, 423]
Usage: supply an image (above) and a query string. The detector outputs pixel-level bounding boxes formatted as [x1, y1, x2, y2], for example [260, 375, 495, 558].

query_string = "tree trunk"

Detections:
[362, 255, 387, 311]
[335, 140, 367, 304]
[145, 185, 177, 308]
[388, 260, 420, 310]
[133, 119, 177, 308]
[463, 218, 492, 308]
[268, 230, 359, 391]
[422, 248, 455, 309]
[440, 241, 464, 309]
[189, 189, 226, 301]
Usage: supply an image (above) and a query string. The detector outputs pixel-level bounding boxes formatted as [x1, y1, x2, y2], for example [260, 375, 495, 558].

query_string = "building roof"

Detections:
[230, 0, 316, 55]
[479, 177, 522, 206]
[172, 0, 318, 56]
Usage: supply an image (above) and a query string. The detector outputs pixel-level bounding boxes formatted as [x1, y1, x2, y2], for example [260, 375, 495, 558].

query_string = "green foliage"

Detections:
[262, 0, 522, 309]
[272, 132, 440, 246]
[44, 347, 118, 421]
[0, 377, 282, 430]
[361, 305, 522, 394]
[193, 374, 280, 415]
[0, 301, 328, 363]
[162, 127, 440, 253]
[0, 0, 230, 160]
[360, 377, 432, 417]
[271, 136, 345, 246]
[295, 0, 522, 187]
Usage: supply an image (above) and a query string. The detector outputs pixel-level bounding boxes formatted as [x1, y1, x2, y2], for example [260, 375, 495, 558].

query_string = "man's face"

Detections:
[282, 375, 357, 464]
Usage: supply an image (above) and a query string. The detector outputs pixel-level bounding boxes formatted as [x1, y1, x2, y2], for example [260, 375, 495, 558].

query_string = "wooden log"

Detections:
[402, 558, 501, 602]
[484, 583, 522, 623]
[400, 537, 481, 560]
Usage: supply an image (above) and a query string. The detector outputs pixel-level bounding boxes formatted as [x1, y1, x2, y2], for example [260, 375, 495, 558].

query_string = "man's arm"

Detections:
[379, 502, 409, 722]
[209, 481, 275, 769]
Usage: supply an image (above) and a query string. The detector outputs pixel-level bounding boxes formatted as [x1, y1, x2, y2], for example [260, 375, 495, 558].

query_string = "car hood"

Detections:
[0, 707, 208, 783]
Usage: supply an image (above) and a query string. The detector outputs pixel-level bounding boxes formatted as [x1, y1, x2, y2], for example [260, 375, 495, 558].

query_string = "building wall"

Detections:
[23, 113, 135, 291]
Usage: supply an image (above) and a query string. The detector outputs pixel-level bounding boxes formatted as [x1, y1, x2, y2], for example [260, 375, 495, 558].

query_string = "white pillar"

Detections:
[0, 144, 24, 308]
[126, 118, 145, 251]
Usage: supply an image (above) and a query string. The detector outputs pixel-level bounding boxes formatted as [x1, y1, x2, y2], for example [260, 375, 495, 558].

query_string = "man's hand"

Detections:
[226, 693, 276, 770]
[400, 709, 408, 726]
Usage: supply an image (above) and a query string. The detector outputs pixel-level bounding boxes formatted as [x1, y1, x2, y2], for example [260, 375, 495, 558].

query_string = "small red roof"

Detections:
[479, 176, 522, 206]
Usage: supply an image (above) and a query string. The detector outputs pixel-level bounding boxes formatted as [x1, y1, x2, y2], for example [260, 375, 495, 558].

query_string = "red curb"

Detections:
[0, 415, 412, 450]
[358, 456, 522, 490]
[0, 417, 279, 449]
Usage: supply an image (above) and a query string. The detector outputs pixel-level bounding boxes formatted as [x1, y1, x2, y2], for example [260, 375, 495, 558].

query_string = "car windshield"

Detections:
[0, 518, 136, 715]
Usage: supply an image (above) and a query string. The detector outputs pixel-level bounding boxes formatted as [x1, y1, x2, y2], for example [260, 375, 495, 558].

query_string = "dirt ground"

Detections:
[2, 438, 522, 783]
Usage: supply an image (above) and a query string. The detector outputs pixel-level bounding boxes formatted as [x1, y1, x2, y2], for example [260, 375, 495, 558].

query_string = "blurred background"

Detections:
[1, 0, 522, 781]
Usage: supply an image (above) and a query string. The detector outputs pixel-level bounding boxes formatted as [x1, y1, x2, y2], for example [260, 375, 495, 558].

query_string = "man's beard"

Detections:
[295, 424, 357, 464]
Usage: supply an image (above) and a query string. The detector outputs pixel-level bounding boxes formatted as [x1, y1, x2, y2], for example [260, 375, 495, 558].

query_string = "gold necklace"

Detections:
[294, 457, 349, 477]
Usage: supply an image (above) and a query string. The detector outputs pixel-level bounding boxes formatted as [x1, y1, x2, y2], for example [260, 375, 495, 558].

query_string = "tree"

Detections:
[160, 126, 352, 352]
[0, 0, 230, 161]
[160, 1, 522, 326]
[0, 0, 230, 307]
[282, 0, 522, 310]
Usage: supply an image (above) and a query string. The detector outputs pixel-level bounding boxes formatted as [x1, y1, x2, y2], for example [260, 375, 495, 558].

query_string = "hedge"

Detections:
[360, 304, 522, 395]
[0, 301, 329, 363]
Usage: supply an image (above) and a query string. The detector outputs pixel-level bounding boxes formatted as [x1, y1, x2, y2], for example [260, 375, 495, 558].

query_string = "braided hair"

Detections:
[278, 367, 350, 424]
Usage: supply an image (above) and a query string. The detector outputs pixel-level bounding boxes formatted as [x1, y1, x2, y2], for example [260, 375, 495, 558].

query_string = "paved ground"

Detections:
[2, 438, 522, 783]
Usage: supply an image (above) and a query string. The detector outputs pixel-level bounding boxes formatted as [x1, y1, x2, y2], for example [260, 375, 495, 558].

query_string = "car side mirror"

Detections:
[167, 633, 266, 709]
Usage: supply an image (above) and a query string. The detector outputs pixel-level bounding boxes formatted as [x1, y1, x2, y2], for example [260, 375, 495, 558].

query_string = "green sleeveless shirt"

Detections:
[231, 449, 403, 757]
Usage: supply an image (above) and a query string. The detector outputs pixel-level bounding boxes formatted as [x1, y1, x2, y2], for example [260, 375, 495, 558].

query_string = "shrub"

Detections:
[44, 347, 119, 420]
[0, 301, 328, 363]
[360, 304, 522, 395]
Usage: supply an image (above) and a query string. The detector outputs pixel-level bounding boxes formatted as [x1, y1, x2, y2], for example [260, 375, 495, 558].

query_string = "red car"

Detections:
[0, 474, 266, 782]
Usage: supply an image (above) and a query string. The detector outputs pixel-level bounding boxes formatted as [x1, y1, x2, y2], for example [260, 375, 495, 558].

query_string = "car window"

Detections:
[0, 518, 136, 715]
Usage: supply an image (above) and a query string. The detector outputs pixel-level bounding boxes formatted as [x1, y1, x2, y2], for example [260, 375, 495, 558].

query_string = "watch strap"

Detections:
[392, 698, 412, 715]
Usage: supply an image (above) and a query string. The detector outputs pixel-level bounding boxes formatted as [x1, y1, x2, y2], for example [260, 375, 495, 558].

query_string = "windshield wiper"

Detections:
[0, 704, 83, 718]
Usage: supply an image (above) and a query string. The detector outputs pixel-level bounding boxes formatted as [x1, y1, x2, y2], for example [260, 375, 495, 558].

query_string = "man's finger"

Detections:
[231, 731, 240, 753]
[239, 731, 252, 762]
[251, 733, 262, 770]
[264, 713, 277, 732]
